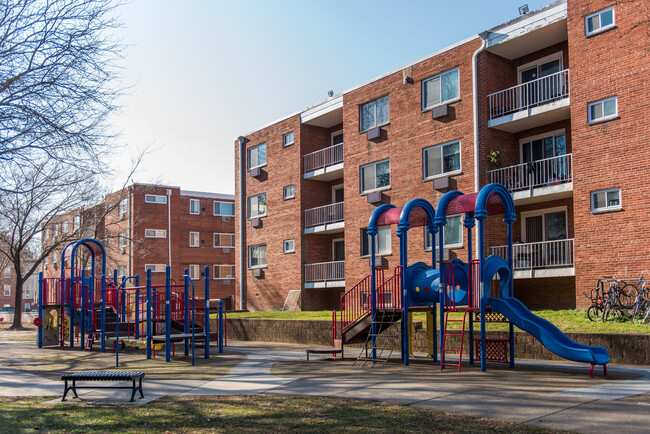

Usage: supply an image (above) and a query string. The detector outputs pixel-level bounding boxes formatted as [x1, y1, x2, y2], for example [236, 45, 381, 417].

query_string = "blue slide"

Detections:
[489, 296, 610, 366]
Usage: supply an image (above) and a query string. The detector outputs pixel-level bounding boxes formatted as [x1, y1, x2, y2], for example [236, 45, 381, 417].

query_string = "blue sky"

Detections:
[111, 0, 551, 194]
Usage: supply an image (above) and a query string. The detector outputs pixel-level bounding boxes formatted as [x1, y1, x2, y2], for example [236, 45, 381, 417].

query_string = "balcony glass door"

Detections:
[521, 133, 567, 185]
[523, 210, 567, 267]
[520, 55, 562, 107]
[333, 239, 345, 261]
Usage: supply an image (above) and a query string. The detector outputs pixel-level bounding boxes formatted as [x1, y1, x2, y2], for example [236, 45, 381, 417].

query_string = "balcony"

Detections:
[489, 154, 572, 205]
[304, 202, 344, 234]
[488, 69, 570, 133]
[304, 261, 345, 289]
[491, 239, 574, 279]
[303, 143, 343, 181]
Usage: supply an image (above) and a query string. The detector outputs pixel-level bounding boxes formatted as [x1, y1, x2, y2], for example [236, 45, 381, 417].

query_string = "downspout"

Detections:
[237, 136, 246, 311]
[472, 31, 489, 255]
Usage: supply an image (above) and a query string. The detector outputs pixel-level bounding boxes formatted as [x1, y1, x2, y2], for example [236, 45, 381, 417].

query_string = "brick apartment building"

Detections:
[42, 184, 236, 307]
[1, 260, 38, 311]
[235, 0, 650, 312]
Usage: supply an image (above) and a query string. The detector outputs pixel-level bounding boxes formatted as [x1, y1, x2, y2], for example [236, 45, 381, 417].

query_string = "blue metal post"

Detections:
[369, 232, 377, 363]
[397, 226, 409, 366]
[146, 269, 152, 359]
[465, 214, 475, 366]
[218, 300, 224, 353]
[38, 272, 43, 348]
[438, 225, 445, 365]
[101, 274, 106, 352]
[204, 266, 210, 359]
[479, 220, 487, 372]
[120, 276, 126, 323]
[80, 271, 86, 351]
[430, 226, 437, 362]
[191, 275, 196, 366]
[135, 274, 140, 340]
[165, 265, 171, 362]
[184, 269, 189, 356]
[68, 274, 74, 349]
[507, 221, 515, 368]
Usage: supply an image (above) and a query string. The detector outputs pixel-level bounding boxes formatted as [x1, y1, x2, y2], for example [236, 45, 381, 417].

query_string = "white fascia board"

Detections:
[300, 95, 343, 124]
[180, 190, 235, 200]
[486, 1, 567, 48]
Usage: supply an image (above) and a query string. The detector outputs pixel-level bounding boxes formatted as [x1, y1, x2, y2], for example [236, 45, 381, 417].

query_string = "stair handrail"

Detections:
[375, 266, 403, 310]
[443, 261, 456, 310]
[469, 259, 481, 310]
[340, 273, 371, 331]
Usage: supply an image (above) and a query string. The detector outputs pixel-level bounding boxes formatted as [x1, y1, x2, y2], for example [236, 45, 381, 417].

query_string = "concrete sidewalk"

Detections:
[1, 340, 649, 433]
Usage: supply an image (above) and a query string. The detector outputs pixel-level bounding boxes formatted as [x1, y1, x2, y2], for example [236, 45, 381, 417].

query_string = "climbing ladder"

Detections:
[354, 315, 400, 367]
[440, 261, 471, 371]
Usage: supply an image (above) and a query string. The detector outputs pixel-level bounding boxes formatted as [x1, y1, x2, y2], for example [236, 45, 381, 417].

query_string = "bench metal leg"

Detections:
[130, 379, 137, 402]
[62, 380, 79, 402]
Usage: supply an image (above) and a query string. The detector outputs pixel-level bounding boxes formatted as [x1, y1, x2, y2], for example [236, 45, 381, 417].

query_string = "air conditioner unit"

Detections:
[368, 256, 389, 269]
[223, 217, 231, 222]
[250, 167, 261, 178]
[433, 176, 449, 191]
[223, 248, 231, 254]
[251, 218, 262, 228]
[366, 127, 381, 141]
[252, 268, 264, 278]
[366, 191, 383, 204]
[431, 104, 448, 119]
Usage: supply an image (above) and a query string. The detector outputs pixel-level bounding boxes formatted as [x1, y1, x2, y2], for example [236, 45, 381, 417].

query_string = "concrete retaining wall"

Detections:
[226, 318, 650, 365]
[0, 312, 38, 325]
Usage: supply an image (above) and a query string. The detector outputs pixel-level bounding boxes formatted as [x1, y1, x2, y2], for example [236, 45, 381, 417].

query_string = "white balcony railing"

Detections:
[304, 202, 344, 228]
[488, 69, 570, 120]
[491, 239, 574, 270]
[303, 143, 343, 173]
[489, 153, 572, 193]
[304, 261, 345, 282]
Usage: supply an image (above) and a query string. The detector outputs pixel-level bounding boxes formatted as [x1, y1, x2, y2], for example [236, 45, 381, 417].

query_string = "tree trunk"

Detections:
[10, 261, 24, 330]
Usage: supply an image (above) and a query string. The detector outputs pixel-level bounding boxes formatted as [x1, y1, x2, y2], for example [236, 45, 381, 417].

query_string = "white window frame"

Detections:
[4, 267, 11, 278]
[360, 159, 391, 194]
[213, 264, 235, 279]
[189, 199, 200, 215]
[359, 95, 389, 132]
[518, 128, 566, 162]
[213, 201, 235, 216]
[189, 264, 200, 280]
[423, 140, 462, 180]
[52, 252, 58, 264]
[118, 265, 128, 277]
[53, 224, 59, 237]
[283, 185, 295, 200]
[585, 6, 615, 36]
[283, 239, 295, 254]
[422, 68, 460, 110]
[361, 225, 392, 257]
[73, 216, 80, 230]
[247, 193, 267, 219]
[44, 228, 50, 239]
[44, 256, 48, 265]
[248, 244, 267, 269]
[591, 188, 622, 213]
[516, 52, 563, 84]
[119, 198, 128, 215]
[588, 96, 618, 124]
[213, 233, 235, 248]
[62, 221, 69, 234]
[283, 131, 294, 147]
[247, 143, 267, 170]
[425, 214, 464, 250]
[145, 264, 166, 273]
[189, 231, 200, 247]
[3, 285, 10, 297]
[118, 231, 127, 248]
[145, 229, 167, 238]
[145, 194, 167, 204]
[520, 206, 568, 242]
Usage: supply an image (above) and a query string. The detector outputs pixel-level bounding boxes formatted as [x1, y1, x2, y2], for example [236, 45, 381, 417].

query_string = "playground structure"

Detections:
[37, 238, 225, 366]
[338, 183, 610, 376]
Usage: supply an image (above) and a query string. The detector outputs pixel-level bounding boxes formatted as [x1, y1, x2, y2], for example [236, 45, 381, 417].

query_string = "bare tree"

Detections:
[0, 0, 124, 192]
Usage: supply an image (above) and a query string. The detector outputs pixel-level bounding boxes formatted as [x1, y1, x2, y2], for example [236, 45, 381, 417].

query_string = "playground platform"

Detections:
[1, 337, 649, 433]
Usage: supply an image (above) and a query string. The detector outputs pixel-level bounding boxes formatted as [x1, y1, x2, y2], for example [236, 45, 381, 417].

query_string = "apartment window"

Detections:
[283, 185, 295, 200]
[4, 267, 10, 278]
[53, 224, 59, 237]
[247, 143, 267, 170]
[422, 68, 459, 110]
[586, 7, 615, 36]
[423, 140, 461, 179]
[189, 264, 200, 280]
[214, 265, 235, 279]
[145, 229, 167, 238]
[591, 188, 621, 212]
[189, 199, 200, 215]
[248, 244, 267, 268]
[361, 225, 391, 256]
[425, 214, 463, 249]
[145, 194, 167, 204]
[283, 239, 295, 254]
[145, 264, 166, 273]
[588, 97, 617, 123]
[360, 95, 389, 132]
[213, 201, 235, 216]
[247, 193, 267, 218]
[283, 131, 294, 147]
[189, 231, 200, 247]
[360, 160, 390, 193]
[3, 285, 9, 297]
[44, 228, 50, 239]
[118, 265, 127, 277]
[118, 231, 127, 248]
[52, 252, 58, 264]
[44, 256, 48, 265]
[73, 216, 80, 230]
[62, 221, 69, 234]
[214, 233, 235, 248]
[119, 198, 128, 215]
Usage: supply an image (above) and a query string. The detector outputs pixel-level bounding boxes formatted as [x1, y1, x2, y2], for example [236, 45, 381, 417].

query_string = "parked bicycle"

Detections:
[600, 277, 637, 322]
[629, 277, 650, 321]
[582, 286, 604, 322]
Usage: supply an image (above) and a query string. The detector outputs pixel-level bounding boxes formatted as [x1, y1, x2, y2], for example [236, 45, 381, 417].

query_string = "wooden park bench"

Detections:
[61, 371, 145, 402]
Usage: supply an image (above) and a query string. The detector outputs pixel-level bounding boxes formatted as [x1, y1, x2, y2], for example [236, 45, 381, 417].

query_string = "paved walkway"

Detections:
[1, 340, 650, 433]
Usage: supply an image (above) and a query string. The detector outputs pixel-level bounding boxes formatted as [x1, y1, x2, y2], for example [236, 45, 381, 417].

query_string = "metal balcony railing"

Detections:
[304, 261, 345, 282]
[491, 239, 574, 270]
[304, 202, 344, 228]
[303, 143, 343, 173]
[489, 153, 572, 193]
[488, 69, 570, 120]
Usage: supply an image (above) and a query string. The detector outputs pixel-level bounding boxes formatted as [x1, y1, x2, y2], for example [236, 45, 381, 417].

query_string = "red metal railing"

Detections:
[375, 266, 402, 310]
[443, 262, 456, 309]
[469, 259, 481, 309]
[340, 274, 371, 331]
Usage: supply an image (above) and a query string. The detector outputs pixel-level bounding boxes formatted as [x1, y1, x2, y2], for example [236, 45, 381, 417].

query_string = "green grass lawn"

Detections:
[214, 309, 650, 335]
[0, 396, 562, 433]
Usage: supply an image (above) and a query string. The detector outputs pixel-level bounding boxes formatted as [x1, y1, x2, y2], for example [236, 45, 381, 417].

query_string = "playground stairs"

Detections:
[170, 318, 205, 336]
[441, 308, 471, 372]
[353, 311, 402, 367]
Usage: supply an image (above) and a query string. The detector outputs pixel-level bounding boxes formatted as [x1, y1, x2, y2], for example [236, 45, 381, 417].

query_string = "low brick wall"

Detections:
[226, 318, 650, 365]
